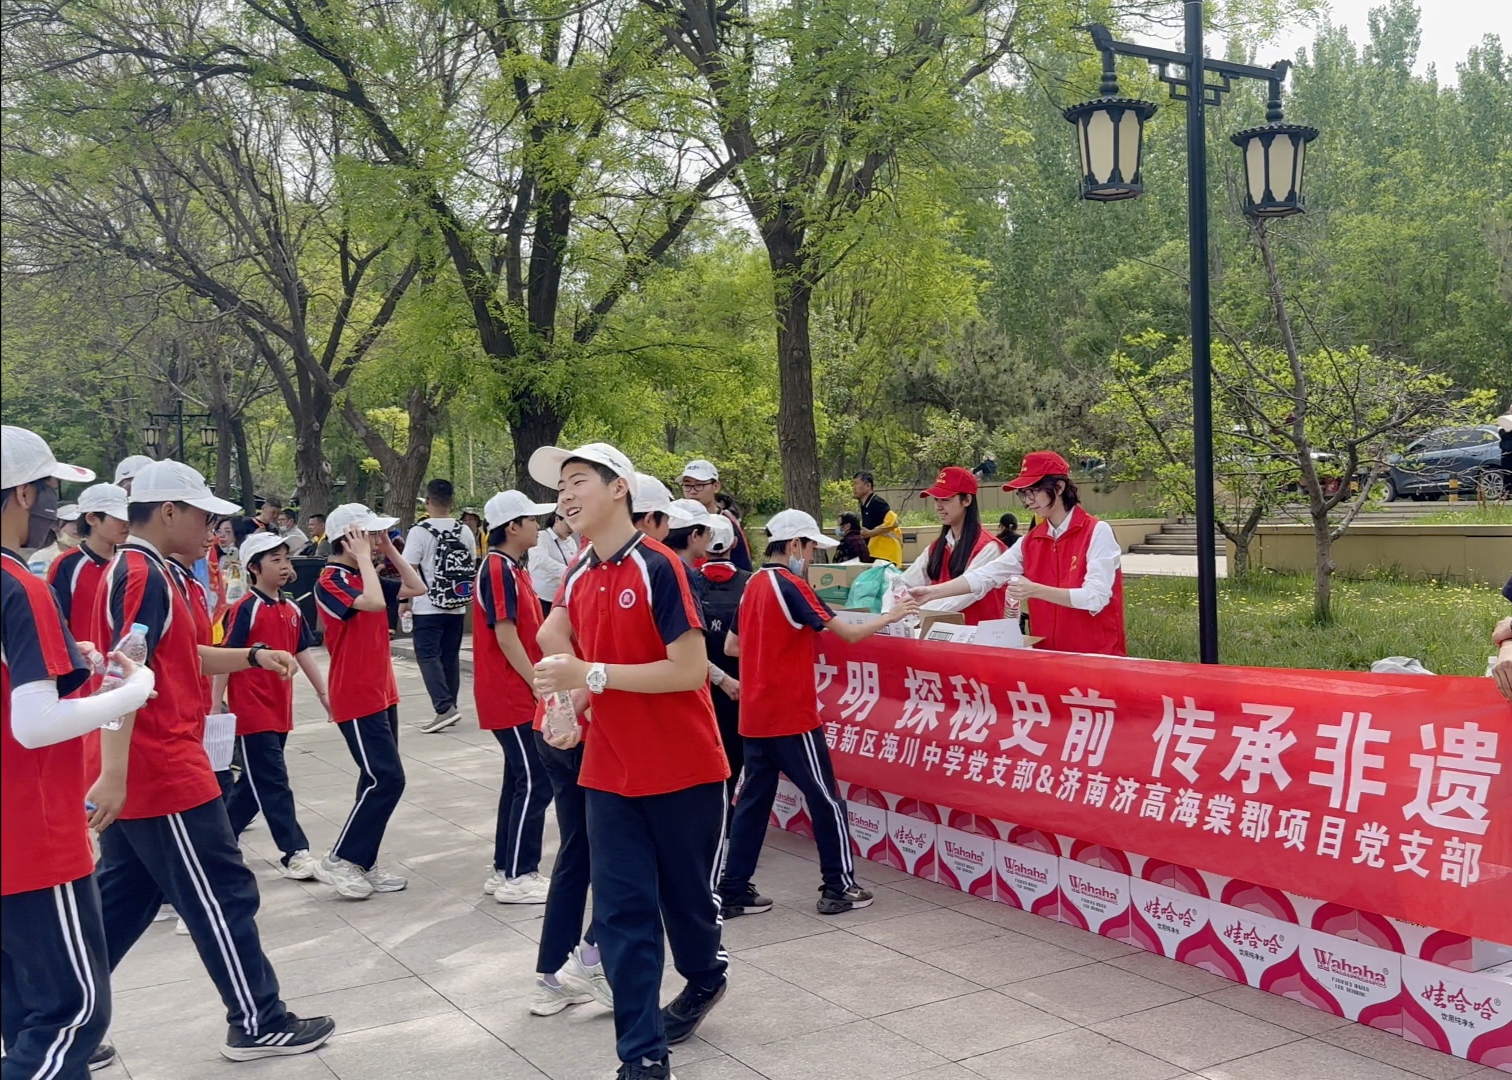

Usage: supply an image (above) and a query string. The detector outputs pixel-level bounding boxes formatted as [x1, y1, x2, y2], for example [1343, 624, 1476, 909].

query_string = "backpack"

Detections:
[420, 521, 476, 610]
[699, 566, 750, 674]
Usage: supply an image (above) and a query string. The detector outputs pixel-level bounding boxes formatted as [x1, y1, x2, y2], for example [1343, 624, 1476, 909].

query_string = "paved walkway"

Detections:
[99, 656, 1492, 1080]
[1119, 554, 1228, 579]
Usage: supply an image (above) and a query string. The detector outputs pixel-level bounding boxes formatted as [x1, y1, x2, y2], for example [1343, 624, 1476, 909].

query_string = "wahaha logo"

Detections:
[775, 792, 799, 809]
[1002, 858, 1048, 883]
[1066, 874, 1120, 903]
[1312, 949, 1388, 988]
[1420, 981, 1501, 1022]
[942, 840, 984, 865]
[1142, 897, 1197, 928]
[1222, 921, 1285, 955]
[894, 827, 932, 848]
[850, 812, 881, 832]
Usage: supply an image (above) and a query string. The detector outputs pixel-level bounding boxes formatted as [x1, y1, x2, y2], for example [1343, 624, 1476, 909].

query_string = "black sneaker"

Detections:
[616, 1059, 674, 1080]
[816, 884, 874, 915]
[719, 884, 773, 919]
[221, 1014, 336, 1061]
[661, 976, 727, 1045]
[88, 1041, 117, 1071]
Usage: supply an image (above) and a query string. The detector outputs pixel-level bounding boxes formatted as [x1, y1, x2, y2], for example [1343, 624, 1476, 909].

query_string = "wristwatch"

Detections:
[247, 644, 269, 670]
[586, 662, 609, 695]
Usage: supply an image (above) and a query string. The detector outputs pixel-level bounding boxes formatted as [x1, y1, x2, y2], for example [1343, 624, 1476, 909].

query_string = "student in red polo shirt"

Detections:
[473, 489, 557, 905]
[900, 466, 1007, 625]
[718, 510, 917, 919]
[531, 443, 729, 1080]
[2, 427, 155, 1078]
[911, 451, 1127, 655]
[213, 531, 326, 882]
[93, 460, 337, 1060]
[314, 503, 425, 900]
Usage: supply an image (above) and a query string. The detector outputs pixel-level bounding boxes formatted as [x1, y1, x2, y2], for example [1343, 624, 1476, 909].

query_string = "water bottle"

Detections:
[98, 622, 149, 730]
[399, 610, 414, 634]
[542, 691, 579, 742]
[886, 574, 920, 637]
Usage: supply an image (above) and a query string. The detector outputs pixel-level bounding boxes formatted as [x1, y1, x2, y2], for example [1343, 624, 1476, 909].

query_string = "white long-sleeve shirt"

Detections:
[529, 528, 580, 604]
[962, 507, 1121, 615]
[901, 532, 1007, 614]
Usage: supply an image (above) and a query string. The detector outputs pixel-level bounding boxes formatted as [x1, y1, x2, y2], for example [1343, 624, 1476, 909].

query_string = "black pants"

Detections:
[722, 729, 855, 896]
[586, 781, 728, 1064]
[712, 689, 743, 809]
[333, 707, 405, 871]
[411, 613, 465, 713]
[227, 732, 310, 865]
[491, 726, 552, 877]
[1, 875, 111, 1080]
[97, 797, 288, 1037]
[534, 731, 595, 975]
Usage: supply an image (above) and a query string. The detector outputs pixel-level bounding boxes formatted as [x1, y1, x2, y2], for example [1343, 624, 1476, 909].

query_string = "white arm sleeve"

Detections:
[1066, 521, 1122, 615]
[922, 540, 1011, 614]
[962, 540, 1025, 598]
[900, 549, 931, 589]
[9, 666, 156, 750]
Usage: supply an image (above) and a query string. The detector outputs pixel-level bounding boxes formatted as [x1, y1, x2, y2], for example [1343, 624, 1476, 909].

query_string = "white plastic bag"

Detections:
[204, 712, 237, 772]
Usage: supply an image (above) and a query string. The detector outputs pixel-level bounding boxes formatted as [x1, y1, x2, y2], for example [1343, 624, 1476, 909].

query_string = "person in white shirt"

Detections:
[911, 451, 1127, 655]
[529, 511, 578, 618]
[899, 467, 1007, 625]
[404, 478, 476, 732]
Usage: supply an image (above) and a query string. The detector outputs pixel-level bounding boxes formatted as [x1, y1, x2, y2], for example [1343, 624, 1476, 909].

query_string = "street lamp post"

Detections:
[1065, 1, 1315, 664]
[142, 398, 218, 463]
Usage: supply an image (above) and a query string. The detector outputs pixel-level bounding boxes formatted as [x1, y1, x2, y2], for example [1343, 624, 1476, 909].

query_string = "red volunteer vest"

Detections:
[929, 531, 1006, 625]
[1019, 510, 1127, 656]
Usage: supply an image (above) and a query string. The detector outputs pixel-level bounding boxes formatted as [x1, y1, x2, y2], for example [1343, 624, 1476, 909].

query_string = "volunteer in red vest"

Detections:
[3, 426, 154, 1078]
[911, 451, 1126, 655]
[900, 466, 1006, 625]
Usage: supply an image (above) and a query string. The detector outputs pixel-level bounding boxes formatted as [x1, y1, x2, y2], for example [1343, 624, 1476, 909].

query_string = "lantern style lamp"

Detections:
[1063, 50, 1158, 202]
[141, 422, 161, 450]
[1230, 78, 1318, 218]
[200, 424, 218, 449]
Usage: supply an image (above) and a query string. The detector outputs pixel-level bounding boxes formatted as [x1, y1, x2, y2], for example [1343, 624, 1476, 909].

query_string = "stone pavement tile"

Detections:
[420, 955, 545, 1011]
[950, 899, 1146, 960]
[805, 953, 984, 1018]
[853, 854, 918, 885]
[735, 1018, 950, 1080]
[914, 931, 1099, 987]
[362, 907, 537, 975]
[285, 976, 457, 1036]
[1200, 1036, 1422, 1080]
[898, 1066, 987, 1080]
[872, 988, 1074, 1060]
[111, 926, 211, 991]
[273, 941, 414, 998]
[959, 1029, 1187, 1080]
[692, 964, 863, 1052]
[126, 1052, 338, 1080]
[1091, 996, 1303, 1072]
[719, 904, 836, 952]
[736, 926, 901, 981]
[673, 1057, 769, 1080]
[997, 960, 1190, 1025]
[1106, 949, 1243, 995]
[1313, 1022, 1488, 1080]
[813, 882, 943, 925]
[885, 875, 984, 907]
[466, 992, 620, 1078]
[849, 907, 1009, 957]
[1201, 984, 1353, 1036]
[315, 1012, 546, 1079]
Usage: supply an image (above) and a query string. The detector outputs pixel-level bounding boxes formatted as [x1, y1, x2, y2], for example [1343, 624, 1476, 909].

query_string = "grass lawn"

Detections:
[1408, 505, 1512, 525]
[1126, 572, 1506, 675]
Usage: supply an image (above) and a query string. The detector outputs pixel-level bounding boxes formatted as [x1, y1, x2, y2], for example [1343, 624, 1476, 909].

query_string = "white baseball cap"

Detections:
[528, 442, 636, 490]
[681, 459, 719, 482]
[765, 508, 838, 548]
[57, 503, 81, 522]
[240, 530, 291, 565]
[2, 426, 96, 489]
[76, 483, 130, 522]
[632, 473, 673, 514]
[325, 502, 399, 538]
[667, 498, 714, 530]
[113, 455, 154, 485]
[485, 490, 557, 530]
[707, 514, 735, 555]
[127, 460, 241, 515]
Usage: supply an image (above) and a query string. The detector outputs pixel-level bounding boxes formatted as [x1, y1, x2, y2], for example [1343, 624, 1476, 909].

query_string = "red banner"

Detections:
[814, 636, 1512, 945]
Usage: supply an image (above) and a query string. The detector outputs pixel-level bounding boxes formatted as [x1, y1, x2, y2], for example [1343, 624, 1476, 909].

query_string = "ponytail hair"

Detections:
[926, 495, 982, 582]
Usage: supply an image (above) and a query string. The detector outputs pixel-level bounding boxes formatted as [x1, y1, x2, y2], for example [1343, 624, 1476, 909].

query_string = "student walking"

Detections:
[3, 427, 155, 1078]
[404, 479, 476, 733]
[93, 460, 336, 1060]
[532, 443, 730, 1080]
[213, 531, 327, 882]
[473, 490, 558, 906]
[719, 510, 918, 918]
[900, 467, 1007, 625]
[314, 504, 426, 899]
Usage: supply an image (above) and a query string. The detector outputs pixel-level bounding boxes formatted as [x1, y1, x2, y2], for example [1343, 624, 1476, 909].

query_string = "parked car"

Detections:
[1383, 426, 1503, 501]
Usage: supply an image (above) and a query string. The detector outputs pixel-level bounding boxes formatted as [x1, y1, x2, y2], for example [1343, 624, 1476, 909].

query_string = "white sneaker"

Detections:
[528, 976, 592, 1016]
[483, 869, 507, 896]
[494, 871, 549, 905]
[365, 865, 408, 893]
[558, 947, 613, 1008]
[175, 916, 191, 936]
[314, 853, 375, 899]
[283, 850, 319, 881]
[153, 905, 175, 923]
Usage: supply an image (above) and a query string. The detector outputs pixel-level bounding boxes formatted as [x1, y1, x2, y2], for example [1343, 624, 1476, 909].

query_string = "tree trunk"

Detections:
[1311, 513, 1334, 623]
[213, 405, 234, 497]
[231, 416, 257, 513]
[293, 412, 333, 522]
[511, 393, 565, 503]
[768, 232, 822, 517]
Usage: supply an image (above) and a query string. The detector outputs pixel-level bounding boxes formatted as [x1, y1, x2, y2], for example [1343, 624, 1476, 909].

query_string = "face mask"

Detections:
[25, 483, 59, 550]
[788, 555, 805, 576]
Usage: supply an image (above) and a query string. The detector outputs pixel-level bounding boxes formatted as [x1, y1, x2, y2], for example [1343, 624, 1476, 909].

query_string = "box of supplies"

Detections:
[807, 563, 870, 592]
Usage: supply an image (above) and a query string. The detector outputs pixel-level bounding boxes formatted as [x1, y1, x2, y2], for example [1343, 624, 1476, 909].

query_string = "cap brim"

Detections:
[365, 515, 399, 532]
[48, 463, 96, 484]
[800, 532, 839, 548]
[920, 485, 959, 498]
[1003, 475, 1044, 490]
[528, 447, 572, 489]
[186, 493, 242, 515]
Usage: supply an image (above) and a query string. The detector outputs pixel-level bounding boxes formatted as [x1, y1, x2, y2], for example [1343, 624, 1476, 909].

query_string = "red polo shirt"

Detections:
[317, 565, 400, 722]
[98, 542, 222, 819]
[560, 533, 727, 796]
[2, 550, 93, 896]
[473, 550, 542, 730]
[223, 587, 314, 734]
[48, 544, 110, 780]
[732, 565, 835, 738]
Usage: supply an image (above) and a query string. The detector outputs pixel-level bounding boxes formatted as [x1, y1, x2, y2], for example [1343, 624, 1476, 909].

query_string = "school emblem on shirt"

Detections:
[618, 588, 637, 609]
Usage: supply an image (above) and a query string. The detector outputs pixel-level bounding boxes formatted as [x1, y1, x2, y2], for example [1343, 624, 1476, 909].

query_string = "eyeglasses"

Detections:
[681, 479, 714, 492]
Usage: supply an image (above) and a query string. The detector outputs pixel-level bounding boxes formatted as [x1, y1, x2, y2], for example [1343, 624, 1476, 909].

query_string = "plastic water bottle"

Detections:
[543, 691, 579, 742]
[886, 575, 920, 637]
[98, 622, 149, 730]
[399, 610, 414, 634]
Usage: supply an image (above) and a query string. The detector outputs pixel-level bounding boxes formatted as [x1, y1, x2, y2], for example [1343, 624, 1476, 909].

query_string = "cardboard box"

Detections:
[807, 563, 869, 592]
[1297, 927, 1403, 1022]
[1389, 957, 1512, 1064]
[846, 800, 890, 862]
[1058, 857, 1131, 938]
[993, 839, 1062, 918]
[1129, 878, 1210, 959]
[1207, 902, 1304, 988]
[917, 611, 965, 639]
[936, 824, 995, 898]
[1388, 919, 1512, 973]
[770, 776, 813, 838]
[885, 801, 939, 880]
